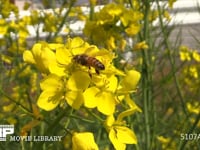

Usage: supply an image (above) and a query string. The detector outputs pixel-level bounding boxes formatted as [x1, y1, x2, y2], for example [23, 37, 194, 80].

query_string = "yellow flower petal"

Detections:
[117, 108, 141, 123]
[56, 47, 72, 65]
[3, 103, 15, 112]
[49, 61, 66, 76]
[40, 74, 63, 91]
[23, 50, 36, 64]
[37, 90, 60, 111]
[84, 88, 115, 115]
[65, 91, 84, 110]
[121, 70, 141, 91]
[97, 92, 115, 115]
[157, 136, 170, 143]
[72, 132, 99, 150]
[192, 51, 200, 62]
[106, 66, 125, 76]
[66, 37, 90, 55]
[125, 24, 140, 36]
[67, 71, 90, 91]
[115, 95, 142, 122]
[83, 87, 99, 108]
[106, 75, 118, 92]
[37, 44, 56, 73]
[133, 41, 149, 51]
[115, 126, 137, 144]
[91, 75, 117, 92]
[104, 115, 115, 127]
[187, 102, 200, 114]
[25, 43, 57, 73]
[66, 37, 85, 49]
[109, 129, 126, 150]
[48, 43, 64, 50]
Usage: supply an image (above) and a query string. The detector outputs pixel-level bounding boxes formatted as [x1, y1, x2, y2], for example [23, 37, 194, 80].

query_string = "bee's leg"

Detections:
[89, 71, 92, 78]
[88, 67, 92, 78]
[95, 69, 100, 74]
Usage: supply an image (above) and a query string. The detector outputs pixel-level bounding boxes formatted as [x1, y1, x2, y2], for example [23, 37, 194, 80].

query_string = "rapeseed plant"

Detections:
[23, 37, 141, 149]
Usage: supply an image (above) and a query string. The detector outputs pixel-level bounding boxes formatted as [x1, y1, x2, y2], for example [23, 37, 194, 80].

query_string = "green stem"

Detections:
[34, 108, 71, 150]
[140, 1, 152, 149]
[84, 108, 104, 123]
[155, 0, 188, 116]
[51, 0, 76, 40]
[0, 90, 32, 114]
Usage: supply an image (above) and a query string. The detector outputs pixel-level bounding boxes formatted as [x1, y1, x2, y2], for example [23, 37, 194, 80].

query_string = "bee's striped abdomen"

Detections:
[73, 54, 105, 74]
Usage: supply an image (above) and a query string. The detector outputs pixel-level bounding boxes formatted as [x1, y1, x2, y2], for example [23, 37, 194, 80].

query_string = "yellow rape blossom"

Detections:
[192, 50, 200, 62]
[168, 0, 177, 8]
[83, 3, 143, 50]
[163, 10, 171, 21]
[37, 74, 66, 111]
[37, 71, 90, 111]
[50, 37, 114, 76]
[23, 42, 58, 73]
[119, 70, 141, 92]
[133, 41, 149, 51]
[104, 115, 138, 150]
[117, 95, 142, 123]
[104, 97, 141, 150]
[125, 24, 141, 36]
[187, 102, 200, 114]
[89, 0, 97, 6]
[188, 66, 198, 79]
[179, 46, 191, 61]
[28, 37, 141, 115]
[96, 3, 123, 25]
[83, 75, 118, 115]
[25, 37, 114, 112]
[157, 136, 170, 146]
[23, 37, 141, 139]
[0, 0, 18, 18]
[3, 103, 15, 112]
[149, 10, 159, 22]
[109, 126, 137, 150]
[72, 132, 99, 150]
[43, 13, 61, 32]
[0, 19, 8, 35]
[7, 117, 17, 125]
[30, 10, 40, 25]
[157, 136, 176, 149]
[23, 1, 31, 10]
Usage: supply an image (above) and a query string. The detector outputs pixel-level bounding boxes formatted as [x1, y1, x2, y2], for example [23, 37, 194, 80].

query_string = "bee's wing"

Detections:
[85, 47, 114, 57]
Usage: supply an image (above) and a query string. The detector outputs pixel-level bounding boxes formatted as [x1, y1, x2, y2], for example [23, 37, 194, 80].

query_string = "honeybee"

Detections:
[73, 54, 105, 76]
